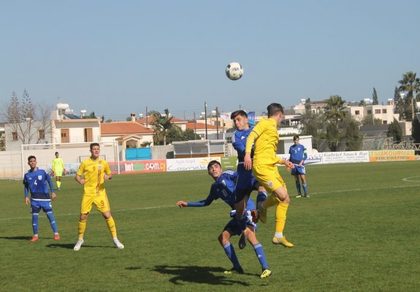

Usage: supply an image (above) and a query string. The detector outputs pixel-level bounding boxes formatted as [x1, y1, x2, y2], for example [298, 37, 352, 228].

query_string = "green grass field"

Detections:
[1, 161, 420, 291]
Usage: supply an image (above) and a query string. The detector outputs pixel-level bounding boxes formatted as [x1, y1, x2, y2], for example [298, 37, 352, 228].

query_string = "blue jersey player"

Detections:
[288, 135, 309, 198]
[23, 155, 60, 242]
[231, 110, 268, 224]
[176, 160, 272, 279]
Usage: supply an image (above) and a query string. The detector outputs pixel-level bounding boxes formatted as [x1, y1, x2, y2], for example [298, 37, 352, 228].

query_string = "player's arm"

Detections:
[277, 156, 294, 169]
[302, 146, 308, 165]
[104, 161, 112, 180]
[45, 171, 57, 200]
[244, 122, 263, 170]
[75, 162, 85, 185]
[176, 187, 216, 208]
[23, 177, 30, 205]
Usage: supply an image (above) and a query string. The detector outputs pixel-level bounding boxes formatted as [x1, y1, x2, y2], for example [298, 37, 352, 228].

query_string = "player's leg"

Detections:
[300, 172, 309, 197]
[56, 176, 61, 190]
[253, 166, 279, 223]
[42, 202, 59, 240]
[244, 227, 271, 279]
[220, 222, 243, 274]
[97, 193, 124, 249]
[294, 171, 302, 198]
[30, 202, 40, 242]
[74, 195, 93, 251]
[271, 184, 294, 247]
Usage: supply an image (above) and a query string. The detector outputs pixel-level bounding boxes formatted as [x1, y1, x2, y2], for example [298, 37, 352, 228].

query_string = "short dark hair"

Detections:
[293, 135, 300, 141]
[27, 155, 36, 162]
[55, 151, 59, 155]
[230, 110, 248, 120]
[207, 160, 221, 170]
[90, 142, 100, 150]
[267, 103, 284, 117]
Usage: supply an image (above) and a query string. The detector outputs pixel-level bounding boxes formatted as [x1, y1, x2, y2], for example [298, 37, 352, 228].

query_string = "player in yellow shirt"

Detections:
[52, 152, 65, 190]
[244, 103, 295, 247]
[73, 143, 124, 251]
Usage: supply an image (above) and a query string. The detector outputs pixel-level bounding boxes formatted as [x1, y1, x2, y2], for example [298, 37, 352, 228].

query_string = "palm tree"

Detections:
[398, 71, 420, 121]
[151, 109, 174, 145]
[324, 95, 347, 151]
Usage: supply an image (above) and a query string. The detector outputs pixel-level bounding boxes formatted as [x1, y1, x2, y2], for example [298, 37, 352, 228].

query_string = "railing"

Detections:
[384, 141, 420, 150]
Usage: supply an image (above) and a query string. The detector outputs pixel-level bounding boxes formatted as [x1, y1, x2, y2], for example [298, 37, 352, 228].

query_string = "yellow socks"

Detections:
[57, 181, 61, 189]
[275, 202, 289, 234]
[78, 219, 87, 240]
[106, 216, 117, 238]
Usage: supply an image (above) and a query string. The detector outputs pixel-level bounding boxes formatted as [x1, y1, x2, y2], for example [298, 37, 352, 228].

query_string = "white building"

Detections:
[347, 99, 399, 124]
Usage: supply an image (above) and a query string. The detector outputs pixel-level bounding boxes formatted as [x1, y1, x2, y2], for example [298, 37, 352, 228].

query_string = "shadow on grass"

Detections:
[0, 236, 30, 241]
[46, 243, 114, 249]
[126, 265, 251, 286]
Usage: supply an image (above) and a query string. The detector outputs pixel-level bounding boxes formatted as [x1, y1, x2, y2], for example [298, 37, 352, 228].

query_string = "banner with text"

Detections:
[109, 160, 166, 174]
[369, 150, 416, 162]
[166, 157, 221, 172]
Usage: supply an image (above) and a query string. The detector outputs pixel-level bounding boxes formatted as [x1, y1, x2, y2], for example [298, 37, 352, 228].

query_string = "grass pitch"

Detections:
[1, 161, 420, 291]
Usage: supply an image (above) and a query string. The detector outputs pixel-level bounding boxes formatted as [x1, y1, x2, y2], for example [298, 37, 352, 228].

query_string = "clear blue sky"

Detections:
[1, 0, 419, 120]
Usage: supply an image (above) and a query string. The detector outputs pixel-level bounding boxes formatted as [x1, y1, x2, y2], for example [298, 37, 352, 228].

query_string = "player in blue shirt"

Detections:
[176, 160, 272, 279]
[231, 110, 268, 246]
[23, 155, 60, 242]
[288, 135, 309, 198]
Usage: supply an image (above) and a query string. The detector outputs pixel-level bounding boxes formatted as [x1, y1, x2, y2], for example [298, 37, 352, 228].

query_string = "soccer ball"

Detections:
[225, 62, 243, 80]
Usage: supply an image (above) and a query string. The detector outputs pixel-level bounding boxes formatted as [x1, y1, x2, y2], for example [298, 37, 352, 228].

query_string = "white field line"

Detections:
[2, 180, 420, 222]
[0, 204, 175, 222]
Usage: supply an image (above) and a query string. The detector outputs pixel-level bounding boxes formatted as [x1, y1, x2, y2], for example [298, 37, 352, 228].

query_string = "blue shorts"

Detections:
[234, 164, 259, 203]
[224, 210, 256, 236]
[31, 200, 53, 213]
[291, 165, 306, 175]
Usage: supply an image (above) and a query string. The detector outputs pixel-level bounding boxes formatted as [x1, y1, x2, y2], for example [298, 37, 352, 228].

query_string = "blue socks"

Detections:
[32, 213, 39, 235]
[253, 243, 269, 270]
[223, 243, 242, 270]
[256, 191, 268, 206]
[46, 211, 58, 233]
[295, 181, 301, 195]
[302, 183, 308, 196]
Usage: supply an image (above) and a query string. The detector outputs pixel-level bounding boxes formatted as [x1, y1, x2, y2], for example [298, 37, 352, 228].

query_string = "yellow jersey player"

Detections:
[51, 152, 65, 190]
[73, 143, 124, 251]
[244, 103, 295, 248]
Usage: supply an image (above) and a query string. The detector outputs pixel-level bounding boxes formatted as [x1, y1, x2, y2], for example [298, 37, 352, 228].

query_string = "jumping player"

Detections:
[230, 110, 268, 248]
[244, 103, 295, 247]
[176, 160, 272, 279]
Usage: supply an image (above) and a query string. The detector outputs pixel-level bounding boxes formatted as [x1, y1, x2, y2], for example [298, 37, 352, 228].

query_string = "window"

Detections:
[382, 109, 387, 113]
[12, 132, 18, 141]
[367, 110, 372, 114]
[61, 129, 69, 143]
[383, 121, 387, 124]
[84, 128, 93, 142]
[39, 129, 45, 140]
[355, 110, 360, 115]
[375, 109, 381, 114]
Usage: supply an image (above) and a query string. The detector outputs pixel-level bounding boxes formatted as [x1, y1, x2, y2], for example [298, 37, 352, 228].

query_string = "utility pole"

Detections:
[204, 101, 208, 140]
[216, 106, 219, 139]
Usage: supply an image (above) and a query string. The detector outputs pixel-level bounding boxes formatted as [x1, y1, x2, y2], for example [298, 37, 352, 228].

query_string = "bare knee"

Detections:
[79, 213, 89, 221]
[102, 211, 112, 219]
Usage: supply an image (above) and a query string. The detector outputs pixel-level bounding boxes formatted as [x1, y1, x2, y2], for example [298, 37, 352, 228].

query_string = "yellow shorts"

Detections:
[54, 170, 63, 177]
[80, 191, 111, 214]
[253, 164, 286, 193]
